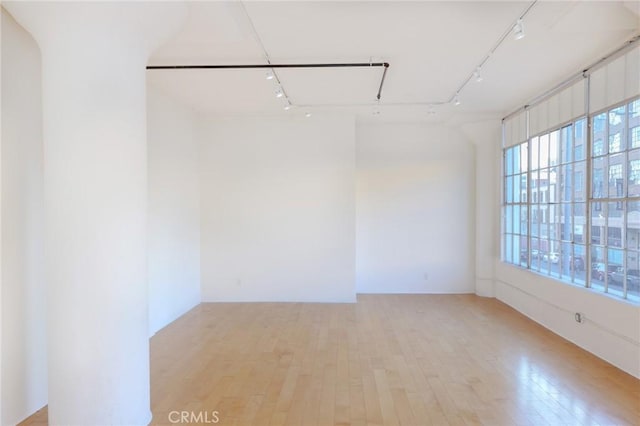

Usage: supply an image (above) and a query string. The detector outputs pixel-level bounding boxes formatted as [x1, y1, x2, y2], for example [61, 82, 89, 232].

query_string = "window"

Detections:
[503, 97, 640, 303]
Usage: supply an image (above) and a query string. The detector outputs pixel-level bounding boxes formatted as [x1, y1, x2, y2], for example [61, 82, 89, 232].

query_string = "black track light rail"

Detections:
[146, 62, 390, 101]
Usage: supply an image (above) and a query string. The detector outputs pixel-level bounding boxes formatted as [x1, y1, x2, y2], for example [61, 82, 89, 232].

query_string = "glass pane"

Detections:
[513, 144, 521, 174]
[520, 141, 529, 173]
[561, 125, 572, 164]
[530, 137, 539, 170]
[628, 97, 640, 148]
[522, 174, 529, 203]
[505, 205, 513, 234]
[629, 99, 640, 119]
[627, 250, 640, 302]
[608, 201, 624, 248]
[512, 235, 521, 267]
[506, 148, 514, 175]
[513, 205, 521, 234]
[574, 244, 587, 286]
[592, 113, 607, 157]
[548, 167, 559, 203]
[531, 205, 540, 237]
[539, 205, 549, 240]
[628, 150, 640, 197]
[549, 240, 561, 279]
[539, 169, 549, 203]
[560, 241, 572, 281]
[539, 134, 549, 168]
[549, 130, 559, 166]
[592, 157, 606, 199]
[560, 164, 572, 202]
[608, 153, 625, 198]
[607, 248, 624, 297]
[505, 234, 513, 263]
[575, 118, 587, 161]
[530, 170, 539, 203]
[514, 174, 522, 203]
[540, 237, 550, 275]
[627, 201, 640, 250]
[591, 202, 606, 245]
[560, 204, 572, 241]
[505, 176, 513, 203]
[609, 105, 626, 153]
[549, 204, 560, 241]
[590, 246, 606, 291]
[574, 203, 586, 243]
[631, 126, 640, 149]
[521, 205, 528, 236]
[574, 161, 586, 201]
[519, 235, 528, 267]
[531, 237, 541, 272]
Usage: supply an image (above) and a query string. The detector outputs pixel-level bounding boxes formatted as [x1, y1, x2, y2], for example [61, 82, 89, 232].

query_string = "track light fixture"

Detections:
[275, 88, 284, 98]
[266, 71, 274, 80]
[284, 104, 291, 111]
[474, 68, 483, 83]
[453, 95, 461, 106]
[513, 19, 525, 40]
[305, 112, 312, 118]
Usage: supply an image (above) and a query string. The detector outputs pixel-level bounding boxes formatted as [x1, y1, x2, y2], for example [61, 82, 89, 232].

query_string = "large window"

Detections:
[503, 97, 640, 303]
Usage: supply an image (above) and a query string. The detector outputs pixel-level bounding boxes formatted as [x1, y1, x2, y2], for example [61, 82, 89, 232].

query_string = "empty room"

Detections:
[1, 1, 639, 425]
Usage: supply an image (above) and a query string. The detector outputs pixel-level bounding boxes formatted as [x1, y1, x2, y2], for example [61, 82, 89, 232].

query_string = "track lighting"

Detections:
[513, 19, 525, 40]
[474, 68, 483, 82]
[453, 95, 461, 106]
[275, 88, 284, 98]
[266, 71, 274, 80]
[305, 112, 312, 118]
[284, 104, 291, 111]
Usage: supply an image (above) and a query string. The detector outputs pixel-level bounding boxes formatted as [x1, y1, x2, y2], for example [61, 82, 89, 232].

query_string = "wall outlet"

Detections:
[574, 312, 585, 324]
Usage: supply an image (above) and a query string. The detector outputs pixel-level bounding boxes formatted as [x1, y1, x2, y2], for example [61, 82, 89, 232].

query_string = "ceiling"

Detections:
[148, 1, 640, 125]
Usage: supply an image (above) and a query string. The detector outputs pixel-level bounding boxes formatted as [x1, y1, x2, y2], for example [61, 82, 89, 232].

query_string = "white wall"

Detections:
[147, 85, 201, 336]
[200, 116, 356, 303]
[0, 9, 47, 425]
[495, 264, 640, 378]
[355, 123, 475, 294]
[460, 120, 502, 297]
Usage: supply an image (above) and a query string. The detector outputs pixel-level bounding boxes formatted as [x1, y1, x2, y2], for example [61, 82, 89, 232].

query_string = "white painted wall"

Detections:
[460, 120, 502, 297]
[355, 123, 475, 294]
[147, 85, 201, 336]
[0, 9, 47, 425]
[200, 116, 356, 303]
[495, 264, 640, 378]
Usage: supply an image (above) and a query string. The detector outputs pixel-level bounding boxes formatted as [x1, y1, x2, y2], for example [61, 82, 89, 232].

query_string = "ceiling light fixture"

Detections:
[513, 19, 525, 40]
[275, 88, 284, 98]
[453, 95, 461, 106]
[305, 112, 312, 118]
[266, 71, 274, 80]
[474, 68, 483, 83]
[284, 104, 291, 111]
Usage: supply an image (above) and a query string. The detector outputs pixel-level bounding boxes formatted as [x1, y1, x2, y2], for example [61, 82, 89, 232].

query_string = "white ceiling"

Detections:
[148, 1, 640, 124]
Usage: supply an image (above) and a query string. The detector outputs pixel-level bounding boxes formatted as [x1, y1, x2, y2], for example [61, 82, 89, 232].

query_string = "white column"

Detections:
[461, 120, 501, 298]
[3, 3, 186, 424]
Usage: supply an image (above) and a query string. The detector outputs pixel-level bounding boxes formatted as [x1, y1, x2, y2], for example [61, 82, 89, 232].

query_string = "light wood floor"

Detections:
[20, 294, 640, 425]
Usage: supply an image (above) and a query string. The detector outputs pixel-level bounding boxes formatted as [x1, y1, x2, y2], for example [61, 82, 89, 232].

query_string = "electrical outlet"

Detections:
[574, 312, 585, 324]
